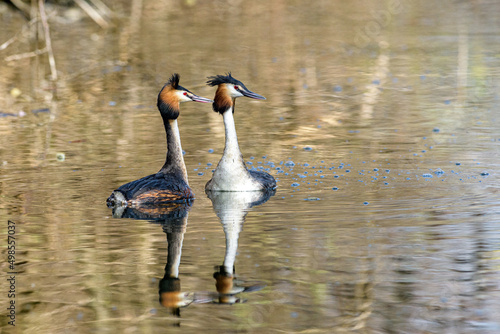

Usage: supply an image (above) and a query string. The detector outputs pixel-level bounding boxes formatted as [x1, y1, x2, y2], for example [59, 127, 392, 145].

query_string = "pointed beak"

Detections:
[241, 89, 266, 100]
[190, 94, 213, 103]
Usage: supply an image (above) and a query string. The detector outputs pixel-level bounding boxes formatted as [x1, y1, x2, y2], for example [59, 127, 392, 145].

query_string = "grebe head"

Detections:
[207, 73, 266, 114]
[158, 73, 212, 119]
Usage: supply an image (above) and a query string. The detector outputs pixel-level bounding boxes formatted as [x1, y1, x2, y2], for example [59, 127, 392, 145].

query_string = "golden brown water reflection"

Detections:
[1, 0, 500, 333]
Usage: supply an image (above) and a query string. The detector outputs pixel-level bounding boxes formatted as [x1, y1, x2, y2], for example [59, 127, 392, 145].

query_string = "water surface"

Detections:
[1, 1, 500, 333]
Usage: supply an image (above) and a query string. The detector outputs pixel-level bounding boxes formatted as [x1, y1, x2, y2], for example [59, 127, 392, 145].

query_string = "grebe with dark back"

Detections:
[107, 74, 212, 207]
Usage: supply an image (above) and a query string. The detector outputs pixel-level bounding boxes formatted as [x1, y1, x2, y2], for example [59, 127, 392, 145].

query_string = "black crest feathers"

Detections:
[207, 72, 246, 89]
[168, 73, 180, 89]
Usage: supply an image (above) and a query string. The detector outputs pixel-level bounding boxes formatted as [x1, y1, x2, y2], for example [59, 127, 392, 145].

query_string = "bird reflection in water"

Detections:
[207, 188, 275, 304]
[109, 201, 195, 317]
[158, 205, 193, 317]
[108, 188, 275, 316]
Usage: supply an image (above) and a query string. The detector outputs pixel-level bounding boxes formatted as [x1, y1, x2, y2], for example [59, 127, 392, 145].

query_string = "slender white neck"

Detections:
[222, 215, 242, 273]
[207, 105, 262, 191]
[169, 119, 184, 158]
[222, 108, 244, 163]
[162, 119, 189, 184]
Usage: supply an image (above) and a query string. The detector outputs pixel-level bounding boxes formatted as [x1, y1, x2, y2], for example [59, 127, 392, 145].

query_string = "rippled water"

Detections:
[1, 1, 500, 333]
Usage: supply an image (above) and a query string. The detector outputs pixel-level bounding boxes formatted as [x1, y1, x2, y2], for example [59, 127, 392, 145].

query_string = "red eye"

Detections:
[234, 86, 239, 90]
[183, 92, 188, 96]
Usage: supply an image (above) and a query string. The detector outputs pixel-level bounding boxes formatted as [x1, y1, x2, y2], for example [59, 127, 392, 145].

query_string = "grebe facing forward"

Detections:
[107, 74, 212, 207]
[205, 73, 276, 192]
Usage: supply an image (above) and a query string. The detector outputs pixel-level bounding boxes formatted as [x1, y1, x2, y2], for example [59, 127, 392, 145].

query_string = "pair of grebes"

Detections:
[107, 73, 276, 207]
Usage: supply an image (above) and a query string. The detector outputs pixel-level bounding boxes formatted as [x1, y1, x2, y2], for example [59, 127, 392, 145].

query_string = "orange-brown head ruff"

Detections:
[158, 73, 182, 119]
[207, 73, 242, 114]
[207, 73, 265, 114]
[158, 73, 212, 118]
[212, 84, 233, 114]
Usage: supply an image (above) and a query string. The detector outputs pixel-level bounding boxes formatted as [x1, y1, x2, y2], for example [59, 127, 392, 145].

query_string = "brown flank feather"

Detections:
[129, 189, 193, 206]
[125, 202, 187, 217]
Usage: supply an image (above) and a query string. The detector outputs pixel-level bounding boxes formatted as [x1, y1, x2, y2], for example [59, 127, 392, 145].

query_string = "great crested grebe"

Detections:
[107, 74, 212, 207]
[205, 73, 276, 192]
